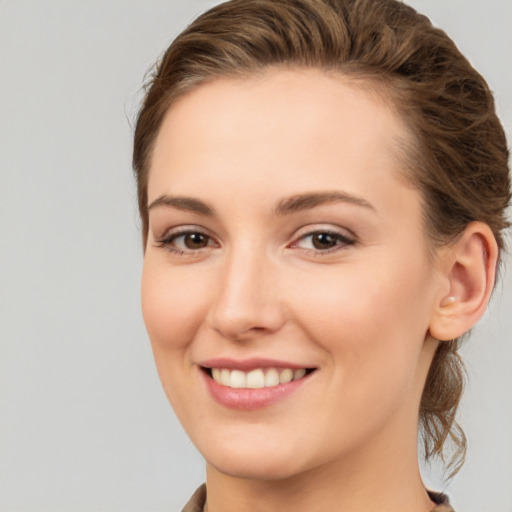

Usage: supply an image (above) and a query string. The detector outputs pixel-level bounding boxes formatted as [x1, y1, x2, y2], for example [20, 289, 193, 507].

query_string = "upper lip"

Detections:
[198, 357, 315, 371]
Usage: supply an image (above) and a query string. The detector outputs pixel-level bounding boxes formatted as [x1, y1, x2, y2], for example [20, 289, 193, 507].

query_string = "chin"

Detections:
[199, 434, 313, 481]
[209, 453, 307, 481]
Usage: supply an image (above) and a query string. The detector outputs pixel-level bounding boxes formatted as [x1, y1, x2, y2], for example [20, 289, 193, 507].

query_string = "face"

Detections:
[141, 69, 442, 481]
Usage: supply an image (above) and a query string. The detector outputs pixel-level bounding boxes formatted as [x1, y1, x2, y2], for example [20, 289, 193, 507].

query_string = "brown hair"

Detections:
[133, 0, 511, 475]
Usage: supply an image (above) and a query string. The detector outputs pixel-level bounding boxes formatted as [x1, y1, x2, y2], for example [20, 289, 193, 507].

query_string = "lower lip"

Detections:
[201, 370, 311, 411]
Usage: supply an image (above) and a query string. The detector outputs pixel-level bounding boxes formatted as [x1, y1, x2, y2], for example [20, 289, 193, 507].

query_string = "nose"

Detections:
[206, 246, 286, 341]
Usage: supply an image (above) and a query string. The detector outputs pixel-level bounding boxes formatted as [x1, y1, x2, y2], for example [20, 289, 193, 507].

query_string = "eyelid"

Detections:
[154, 225, 219, 254]
[155, 224, 209, 239]
[288, 225, 357, 254]
[291, 223, 356, 241]
[152, 223, 356, 257]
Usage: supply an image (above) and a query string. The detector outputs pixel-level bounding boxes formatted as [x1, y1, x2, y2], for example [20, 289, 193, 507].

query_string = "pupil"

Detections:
[185, 233, 207, 249]
[313, 233, 336, 249]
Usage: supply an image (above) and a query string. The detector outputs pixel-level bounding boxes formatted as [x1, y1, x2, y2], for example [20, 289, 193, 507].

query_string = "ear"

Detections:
[429, 222, 499, 341]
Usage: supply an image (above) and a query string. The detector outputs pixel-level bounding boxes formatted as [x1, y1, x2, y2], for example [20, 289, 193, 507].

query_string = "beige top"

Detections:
[181, 484, 455, 512]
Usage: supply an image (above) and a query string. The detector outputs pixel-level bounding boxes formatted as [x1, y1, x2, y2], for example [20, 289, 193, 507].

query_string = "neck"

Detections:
[204, 432, 435, 512]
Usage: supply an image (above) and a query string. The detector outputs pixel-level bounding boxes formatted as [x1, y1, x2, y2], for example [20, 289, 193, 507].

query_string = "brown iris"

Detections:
[183, 232, 209, 249]
[311, 233, 339, 250]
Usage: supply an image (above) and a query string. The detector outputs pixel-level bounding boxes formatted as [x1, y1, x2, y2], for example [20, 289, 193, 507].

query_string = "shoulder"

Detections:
[181, 484, 206, 512]
[181, 485, 455, 511]
[428, 489, 455, 512]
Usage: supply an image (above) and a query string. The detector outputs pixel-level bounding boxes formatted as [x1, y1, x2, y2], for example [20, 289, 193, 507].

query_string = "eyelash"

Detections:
[155, 228, 218, 256]
[155, 228, 356, 257]
[289, 229, 356, 256]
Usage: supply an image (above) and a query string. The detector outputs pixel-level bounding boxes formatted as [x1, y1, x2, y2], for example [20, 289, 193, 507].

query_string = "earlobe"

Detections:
[429, 222, 498, 342]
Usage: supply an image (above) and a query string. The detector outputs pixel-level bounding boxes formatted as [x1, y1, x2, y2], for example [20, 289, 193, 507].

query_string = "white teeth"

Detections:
[294, 368, 306, 380]
[264, 368, 280, 387]
[246, 369, 265, 389]
[230, 370, 246, 388]
[279, 368, 294, 384]
[210, 367, 309, 389]
[220, 368, 231, 386]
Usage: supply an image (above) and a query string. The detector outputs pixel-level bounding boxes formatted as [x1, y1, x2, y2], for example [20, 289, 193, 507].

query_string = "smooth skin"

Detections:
[141, 69, 497, 512]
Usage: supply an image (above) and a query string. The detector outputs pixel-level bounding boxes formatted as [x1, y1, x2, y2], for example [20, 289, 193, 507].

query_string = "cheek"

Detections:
[291, 269, 430, 436]
[291, 268, 399, 335]
[303, 251, 432, 328]
[141, 260, 209, 351]
[140, 260, 213, 418]
[289, 258, 433, 378]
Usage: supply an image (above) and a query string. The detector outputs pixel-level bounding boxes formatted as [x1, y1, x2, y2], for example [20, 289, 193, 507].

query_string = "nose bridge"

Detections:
[207, 240, 283, 339]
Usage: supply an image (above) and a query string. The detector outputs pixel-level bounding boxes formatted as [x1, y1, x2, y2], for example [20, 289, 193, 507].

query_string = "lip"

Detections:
[198, 358, 316, 411]
[199, 357, 312, 371]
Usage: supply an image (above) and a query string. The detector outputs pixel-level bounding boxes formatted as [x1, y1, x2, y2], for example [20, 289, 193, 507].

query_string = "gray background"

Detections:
[0, 1, 510, 511]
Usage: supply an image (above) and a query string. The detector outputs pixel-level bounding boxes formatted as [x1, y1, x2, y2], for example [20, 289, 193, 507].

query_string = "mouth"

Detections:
[198, 358, 318, 409]
[202, 366, 316, 389]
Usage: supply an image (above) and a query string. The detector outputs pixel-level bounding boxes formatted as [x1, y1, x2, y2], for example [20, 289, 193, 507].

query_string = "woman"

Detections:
[132, 0, 510, 510]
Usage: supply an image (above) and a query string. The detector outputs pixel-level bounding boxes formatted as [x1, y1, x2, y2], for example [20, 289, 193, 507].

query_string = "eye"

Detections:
[176, 232, 210, 250]
[308, 232, 342, 250]
[155, 228, 218, 255]
[291, 229, 356, 255]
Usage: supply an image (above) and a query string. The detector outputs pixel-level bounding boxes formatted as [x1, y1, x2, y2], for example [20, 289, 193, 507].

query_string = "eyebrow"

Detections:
[147, 195, 216, 216]
[147, 190, 376, 217]
[274, 191, 376, 215]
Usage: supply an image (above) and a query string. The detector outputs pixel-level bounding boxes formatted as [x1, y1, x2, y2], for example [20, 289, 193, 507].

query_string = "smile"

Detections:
[210, 367, 308, 389]
[200, 361, 316, 410]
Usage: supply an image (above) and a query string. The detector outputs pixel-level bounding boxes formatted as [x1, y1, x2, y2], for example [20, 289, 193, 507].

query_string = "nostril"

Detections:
[246, 326, 268, 335]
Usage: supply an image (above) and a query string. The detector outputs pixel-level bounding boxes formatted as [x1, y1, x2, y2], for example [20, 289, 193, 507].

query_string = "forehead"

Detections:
[148, 68, 414, 205]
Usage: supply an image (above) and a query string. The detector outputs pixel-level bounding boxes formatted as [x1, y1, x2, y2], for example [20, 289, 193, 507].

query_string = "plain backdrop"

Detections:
[0, 1, 510, 511]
